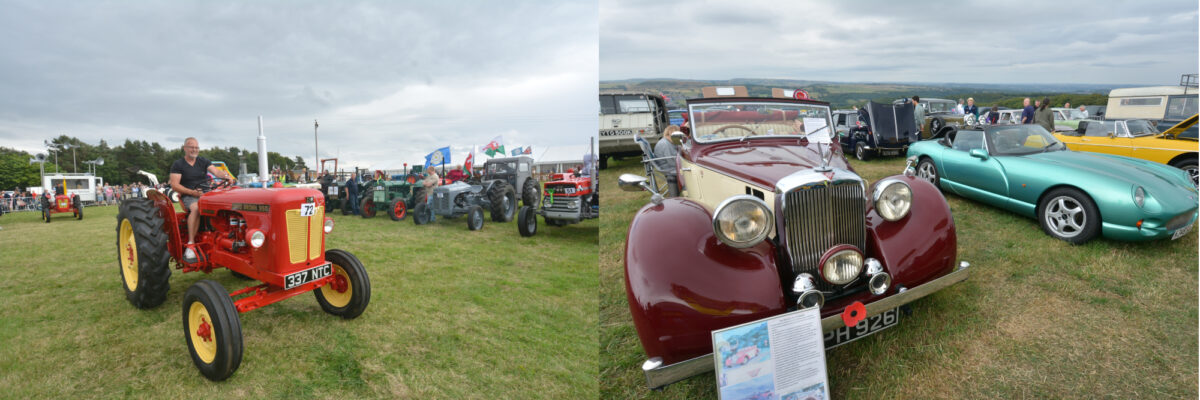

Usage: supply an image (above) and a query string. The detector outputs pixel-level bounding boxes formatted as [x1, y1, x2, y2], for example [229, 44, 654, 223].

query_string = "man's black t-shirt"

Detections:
[171, 156, 212, 190]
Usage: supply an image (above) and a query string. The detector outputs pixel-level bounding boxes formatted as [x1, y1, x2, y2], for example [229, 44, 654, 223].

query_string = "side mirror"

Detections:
[969, 148, 989, 160]
[669, 131, 686, 146]
[618, 174, 651, 192]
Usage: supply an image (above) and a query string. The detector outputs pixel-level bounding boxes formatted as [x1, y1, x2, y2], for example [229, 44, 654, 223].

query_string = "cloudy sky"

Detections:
[0, 0, 598, 169]
[601, 0, 1199, 85]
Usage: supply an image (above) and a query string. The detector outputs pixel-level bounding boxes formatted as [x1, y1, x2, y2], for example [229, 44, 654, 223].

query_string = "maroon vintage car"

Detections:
[618, 95, 971, 389]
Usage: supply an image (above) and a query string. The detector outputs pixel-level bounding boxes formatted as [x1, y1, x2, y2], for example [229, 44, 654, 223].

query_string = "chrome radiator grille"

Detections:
[781, 181, 866, 290]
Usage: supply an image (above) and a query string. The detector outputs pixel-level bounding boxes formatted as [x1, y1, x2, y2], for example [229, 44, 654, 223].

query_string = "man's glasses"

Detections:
[184, 146, 199, 150]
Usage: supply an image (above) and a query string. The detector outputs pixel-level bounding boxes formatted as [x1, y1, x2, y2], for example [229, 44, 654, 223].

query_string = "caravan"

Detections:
[1105, 74, 1198, 126]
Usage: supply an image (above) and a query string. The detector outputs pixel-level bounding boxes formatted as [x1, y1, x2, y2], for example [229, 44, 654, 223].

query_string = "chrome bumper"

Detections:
[639, 260, 971, 389]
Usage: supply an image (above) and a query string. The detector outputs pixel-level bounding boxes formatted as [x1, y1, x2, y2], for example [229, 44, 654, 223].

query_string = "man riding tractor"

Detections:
[170, 137, 234, 264]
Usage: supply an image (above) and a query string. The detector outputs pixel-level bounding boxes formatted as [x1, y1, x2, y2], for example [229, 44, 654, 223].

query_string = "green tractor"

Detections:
[360, 166, 426, 221]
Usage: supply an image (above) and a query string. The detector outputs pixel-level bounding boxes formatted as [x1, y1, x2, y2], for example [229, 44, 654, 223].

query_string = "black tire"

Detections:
[488, 181, 517, 222]
[340, 197, 350, 215]
[360, 197, 376, 218]
[1169, 158, 1198, 187]
[599, 156, 608, 170]
[854, 141, 873, 161]
[522, 178, 540, 207]
[315, 249, 371, 319]
[915, 158, 940, 188]
[518, 206, 537, 237]
[413, 201, 429, 225]
[182, 280, 243, 381]
[116, 198, 172, 309]
[1037, 188, 1101, 245]
[388, 198, 407, 221]
[43, 208, 50, 223]
[412, 186, 427, 206]
[467, 205, 484, 231]
[73, 195, 83, 220]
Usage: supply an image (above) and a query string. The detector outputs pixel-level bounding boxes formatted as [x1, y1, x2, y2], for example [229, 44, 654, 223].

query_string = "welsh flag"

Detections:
[463, 147, 475, 173]
[483, 135, 505, 157]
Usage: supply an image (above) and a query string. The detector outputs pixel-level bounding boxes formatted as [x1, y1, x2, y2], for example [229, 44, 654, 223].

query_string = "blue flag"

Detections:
[424, 147, 451, 170]
[510, 146, 522, 156]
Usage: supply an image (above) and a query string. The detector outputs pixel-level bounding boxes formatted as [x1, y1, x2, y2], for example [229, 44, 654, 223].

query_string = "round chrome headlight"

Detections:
[712, 195, 773, 248]
[248, 229, 266, 248]
[820, 245, 864, 285]
[323, 217, 334, 233]
[874, 179, 912, 221]
[1134, 186, 1145, 208]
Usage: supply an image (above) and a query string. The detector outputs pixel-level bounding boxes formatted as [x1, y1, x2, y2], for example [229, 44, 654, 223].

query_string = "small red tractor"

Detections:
[116, 177, 371, 381]
[517, 170, 597, 236]
[40, 191, 82, 223]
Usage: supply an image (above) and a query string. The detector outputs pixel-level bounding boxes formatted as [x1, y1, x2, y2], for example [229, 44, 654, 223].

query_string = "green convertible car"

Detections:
[908, 124, 1198, 244]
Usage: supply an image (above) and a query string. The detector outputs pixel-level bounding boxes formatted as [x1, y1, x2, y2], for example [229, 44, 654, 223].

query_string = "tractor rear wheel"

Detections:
[315, 249, 371, 319]
[522, 178, 540, 207]
[413, 202, 429, 225]
[488, 181, 517, 222]
[388, 198, 407, 221]
[518, 206, 537, 237]
[360, 197, 376, 218]
[467, 206, 484, 231]
[182, 280, 243, 381]
[116, 198, 172, 309]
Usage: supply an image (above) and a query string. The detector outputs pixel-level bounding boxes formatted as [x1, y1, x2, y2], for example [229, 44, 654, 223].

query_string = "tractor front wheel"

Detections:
[116, 198, 172, 309]
[518, 206, 537, 237]
[360, 198, 376, 218]
[467, 205, 484, 231]
[388, 198, 407, 221]
[182, 280, 243, 381]
[315, 249, 371, 319]
[413, 202, 429, 225]
[73, 195, 83, 220]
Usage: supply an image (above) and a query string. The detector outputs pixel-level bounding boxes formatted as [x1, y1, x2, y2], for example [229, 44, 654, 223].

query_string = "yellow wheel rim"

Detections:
[321, 264, 352, 308]
[187, 301, 217, 364]
[118, 219, 138, 291]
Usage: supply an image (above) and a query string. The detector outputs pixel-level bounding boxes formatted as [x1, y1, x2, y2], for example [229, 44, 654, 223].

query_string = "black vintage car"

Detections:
[840, 101, 920, 160]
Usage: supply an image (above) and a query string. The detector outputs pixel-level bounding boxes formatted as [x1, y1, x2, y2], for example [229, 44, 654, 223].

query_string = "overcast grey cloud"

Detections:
[0, 0, 598, 169]
[601, 0, 1198, 85]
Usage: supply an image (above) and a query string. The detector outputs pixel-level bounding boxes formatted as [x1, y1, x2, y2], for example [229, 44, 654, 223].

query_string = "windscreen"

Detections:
[688, 102, 832, 143]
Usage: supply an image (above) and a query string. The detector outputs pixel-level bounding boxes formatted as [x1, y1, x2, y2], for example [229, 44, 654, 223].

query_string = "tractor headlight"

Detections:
[712, 195, 773, 248]
[1134, 186, 1145, 208]
[820, 245, 864, 285]
[543, 196, 553, 207]
[873, 179, 912, 221]
[247, 229, 266, 248]
[324, 217, 334, 233]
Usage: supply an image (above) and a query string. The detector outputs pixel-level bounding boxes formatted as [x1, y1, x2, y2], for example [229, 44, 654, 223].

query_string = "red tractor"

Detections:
[115, 179, 371, 381]
[40, 192, 82, 222]
[516, 170, 597, 237]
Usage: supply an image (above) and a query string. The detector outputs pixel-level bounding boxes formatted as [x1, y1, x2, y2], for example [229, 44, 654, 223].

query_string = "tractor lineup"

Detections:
[415, 156, 540, 230]
[518, 169, 598, 237]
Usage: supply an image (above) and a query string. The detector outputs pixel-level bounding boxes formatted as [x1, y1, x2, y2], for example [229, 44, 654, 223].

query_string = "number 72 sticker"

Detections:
[300, 203, 316, 216]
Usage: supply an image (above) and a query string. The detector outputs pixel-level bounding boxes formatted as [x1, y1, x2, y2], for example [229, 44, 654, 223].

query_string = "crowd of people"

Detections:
[0, 182, 168, 214]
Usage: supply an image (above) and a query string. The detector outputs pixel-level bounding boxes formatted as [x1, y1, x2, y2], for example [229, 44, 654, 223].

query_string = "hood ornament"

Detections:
[814, 140, 834, 172]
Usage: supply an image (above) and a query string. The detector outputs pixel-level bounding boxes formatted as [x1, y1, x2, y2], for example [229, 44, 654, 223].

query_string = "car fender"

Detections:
[865, 175, 958, 290]
[625, 197, 786, 365]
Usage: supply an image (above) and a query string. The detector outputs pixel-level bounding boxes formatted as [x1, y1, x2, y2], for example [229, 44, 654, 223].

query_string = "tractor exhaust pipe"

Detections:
[257, 116, 268, 185]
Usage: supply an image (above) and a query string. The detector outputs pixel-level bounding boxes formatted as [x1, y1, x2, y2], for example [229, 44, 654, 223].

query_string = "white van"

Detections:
[598, 92, 668, 168]
[42, 173, 103, 203]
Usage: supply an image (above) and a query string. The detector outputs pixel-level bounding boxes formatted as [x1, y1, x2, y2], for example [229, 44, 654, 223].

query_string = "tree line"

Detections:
[0, 135, 307, 191]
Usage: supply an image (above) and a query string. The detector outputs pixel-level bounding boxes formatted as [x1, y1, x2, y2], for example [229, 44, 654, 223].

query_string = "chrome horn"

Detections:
[865, 258, 891, 295]
[792, 273, 824, 309]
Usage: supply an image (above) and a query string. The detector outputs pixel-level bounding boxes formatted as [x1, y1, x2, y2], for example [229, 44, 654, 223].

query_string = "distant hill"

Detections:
[600, 78, 1117, 109]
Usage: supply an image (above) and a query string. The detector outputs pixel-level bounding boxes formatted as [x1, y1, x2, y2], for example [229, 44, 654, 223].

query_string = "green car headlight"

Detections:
[873, 179, 912, 221]
[1134, 186, 1145, 208]
[712, 195, 773, 248]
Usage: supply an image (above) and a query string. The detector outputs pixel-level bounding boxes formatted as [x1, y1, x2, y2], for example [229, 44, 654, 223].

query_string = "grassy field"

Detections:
[599, 156, 1198, 399]
[0, 201, 598, 399]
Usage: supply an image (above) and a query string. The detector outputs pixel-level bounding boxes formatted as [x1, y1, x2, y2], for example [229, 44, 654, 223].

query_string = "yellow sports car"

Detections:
[1054, 118, 1198, 186]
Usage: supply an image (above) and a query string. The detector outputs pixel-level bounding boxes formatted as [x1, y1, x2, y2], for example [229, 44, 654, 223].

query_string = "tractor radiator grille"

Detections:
[781, 181, 866, 291]
[435, 192, 451, 211]
[285, 206, 325, 264]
